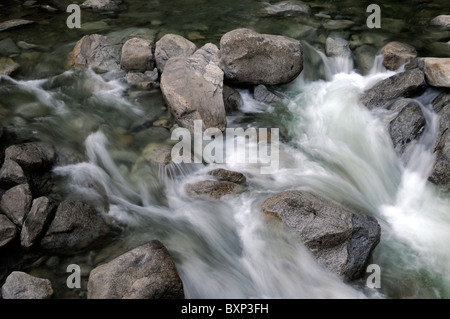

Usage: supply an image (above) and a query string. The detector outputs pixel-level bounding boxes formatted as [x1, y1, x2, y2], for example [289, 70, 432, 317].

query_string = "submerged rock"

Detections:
[1, 271, 53, 299]
[0, 57, 20, 76]
[325, 37, 352, 58]
[261, 190, 381, 281]
[381, 42, 417, 71]
[81, 0, 123, 11]
[261, 1, 311, 17]
[155, 34, 197, 73]
[87, 240, 184, 299]
[185, 180, 246, 200]
[161, 43, 226, 133]
[219, 28, 303, 86]
[253, 84, 283, 104]
[0, 19, 34, 32]
[208, 168, 247, 184]
[360, 68, 427, 109]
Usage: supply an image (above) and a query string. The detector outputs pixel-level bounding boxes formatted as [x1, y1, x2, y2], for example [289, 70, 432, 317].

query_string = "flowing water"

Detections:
[1, 0, 450, 299]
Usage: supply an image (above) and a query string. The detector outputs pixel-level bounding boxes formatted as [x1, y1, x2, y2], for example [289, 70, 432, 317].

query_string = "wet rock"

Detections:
[0, 184, 32, 226]
[124, 72, 150, 86]
[69, 34, 122, 73]
[155, 34, 197, 73]
[325, 37, 351, 58]
[430, 15, 450, 30]
[0, 57, 20, 76]
[323, 19, 355, 30]
[424, 58, 450, 88]
[208, 168, 246, 184]
[137, 143, 174, 167]
[0, 38, 20, 56]
[354, 45, 377, 75]
[253, 84, 283, 104]
[381, 41, 417, 71]
[388, 100, 426, 157]
[429, 97, 450, 189]
[0, 159, 27, 187]
[219, 28, 303, 86]
[261, 190, 380, 281]
[40, 200, 114, 254]
[0, 214, 17, 249]
[4, 142, 55, 172]
[161, 43, 227, 133]
[81, 0, 122, 11]
[87, 240, 184, 299]
[261, 1, 311, 17]
[1, 271, 53, 299]
[120, 37, 154, 73]
[185, 180, 246, 200]
[0, 19, 34, 32]
[360, 68, 427, 109]
[20, 197, 57, 250]
[223, 85, 242, 113]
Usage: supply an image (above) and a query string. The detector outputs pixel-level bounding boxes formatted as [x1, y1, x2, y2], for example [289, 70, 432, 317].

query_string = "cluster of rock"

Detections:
[68, 27, 303, 135]
[358, 42, 450, 190]
[0, 139, 184, 299]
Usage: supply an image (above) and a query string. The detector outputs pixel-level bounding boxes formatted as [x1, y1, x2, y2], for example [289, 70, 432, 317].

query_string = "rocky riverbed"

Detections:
[0, 0, 449, 299]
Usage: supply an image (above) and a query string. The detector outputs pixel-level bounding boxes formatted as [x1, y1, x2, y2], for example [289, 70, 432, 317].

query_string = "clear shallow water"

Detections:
[0, 0, 449, 299]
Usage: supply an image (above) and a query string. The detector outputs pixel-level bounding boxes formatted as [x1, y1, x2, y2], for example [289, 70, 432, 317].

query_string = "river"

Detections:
[0, 0, 449, 299]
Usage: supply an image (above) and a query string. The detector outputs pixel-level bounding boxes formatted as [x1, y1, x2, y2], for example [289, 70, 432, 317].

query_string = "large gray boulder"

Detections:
[0, 214, 17, 249]
[40, 200, 114, 254]
[380, 42, 417, 71]
[219, 28, 303, 86]
[69, 34, 122, 73]
[360, 68, 427, 109]
[0, 184, 32, 226]
[160, 43, 227, 133]
[424, 58, 450, 88]
[155, 34, 197, 73]
[120, 37, 154, 73]
[4, 142, 55, 172]
[261, 190, 381, 281]
[1, 271, 53, 299]
[87, 240, 184, 299]
[20, 197, 57, 249]
[388, 100, 426, 157]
